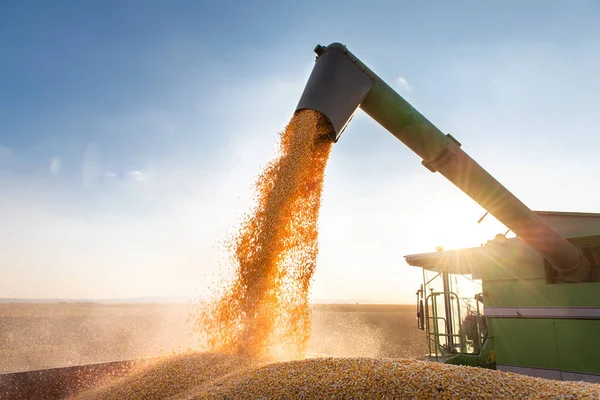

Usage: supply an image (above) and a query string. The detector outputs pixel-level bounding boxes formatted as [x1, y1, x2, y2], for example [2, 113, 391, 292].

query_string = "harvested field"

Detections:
[0, 303, 425, 374]
[0, 303, 195, 374]
[309, 304, 426, 359]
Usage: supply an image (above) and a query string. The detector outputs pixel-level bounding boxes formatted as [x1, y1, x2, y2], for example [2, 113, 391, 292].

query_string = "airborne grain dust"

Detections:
[195, 110, 334, 361]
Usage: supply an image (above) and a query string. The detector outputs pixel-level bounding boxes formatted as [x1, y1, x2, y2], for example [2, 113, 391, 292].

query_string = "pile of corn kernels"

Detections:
[75, 353, 600, 399]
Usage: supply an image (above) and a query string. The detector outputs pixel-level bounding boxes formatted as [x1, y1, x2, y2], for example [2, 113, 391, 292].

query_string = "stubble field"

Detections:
[0, 303, 426, 374]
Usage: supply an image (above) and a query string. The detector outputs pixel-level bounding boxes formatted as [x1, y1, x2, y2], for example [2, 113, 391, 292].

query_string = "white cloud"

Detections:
[127, 170, 145, 181]
[50, 157, 61, 175]
[396, 76, 412, 92]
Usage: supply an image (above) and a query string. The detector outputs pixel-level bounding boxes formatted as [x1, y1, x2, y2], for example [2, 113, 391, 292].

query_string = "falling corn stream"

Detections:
[195, 109, 334, 361]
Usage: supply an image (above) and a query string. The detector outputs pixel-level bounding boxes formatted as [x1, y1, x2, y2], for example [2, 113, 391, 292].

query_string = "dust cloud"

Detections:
[308, 309, 385, 358]
[307, 305, 426, 359]
[0, 303, 198, 374]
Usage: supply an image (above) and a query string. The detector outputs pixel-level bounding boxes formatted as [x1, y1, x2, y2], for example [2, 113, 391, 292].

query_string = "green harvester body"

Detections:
[406, 215, 600, 382]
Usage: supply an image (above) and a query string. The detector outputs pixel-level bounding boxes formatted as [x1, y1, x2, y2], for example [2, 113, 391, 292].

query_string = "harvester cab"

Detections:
[410, 243, 494, 368]
[297, 42, 600, 382]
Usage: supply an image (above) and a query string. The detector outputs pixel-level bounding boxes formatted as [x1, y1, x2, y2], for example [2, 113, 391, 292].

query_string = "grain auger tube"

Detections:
[296, 42, 590, 283]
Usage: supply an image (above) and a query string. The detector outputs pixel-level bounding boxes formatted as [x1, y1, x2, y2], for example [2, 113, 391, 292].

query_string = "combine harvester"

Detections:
[296, 43, 600, 383]
[1, 42, 599, 398]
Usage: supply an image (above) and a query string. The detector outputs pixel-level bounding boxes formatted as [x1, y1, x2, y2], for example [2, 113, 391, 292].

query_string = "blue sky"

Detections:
[1, 1, 599, 302]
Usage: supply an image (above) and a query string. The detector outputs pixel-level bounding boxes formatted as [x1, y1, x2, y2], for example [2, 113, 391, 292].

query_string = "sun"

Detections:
[414, 197, 511, 253]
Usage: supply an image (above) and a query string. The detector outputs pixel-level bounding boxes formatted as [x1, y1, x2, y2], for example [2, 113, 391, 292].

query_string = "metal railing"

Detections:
[425, 291, 464, 361]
